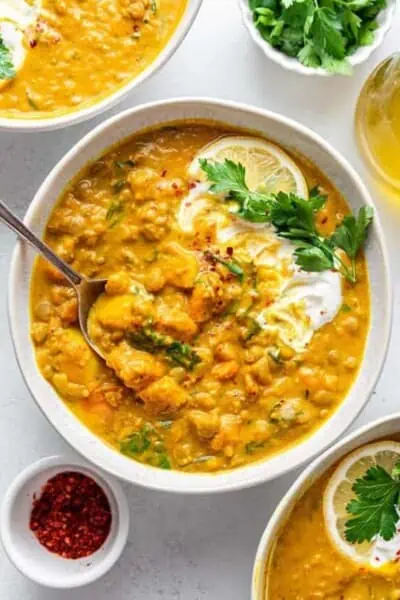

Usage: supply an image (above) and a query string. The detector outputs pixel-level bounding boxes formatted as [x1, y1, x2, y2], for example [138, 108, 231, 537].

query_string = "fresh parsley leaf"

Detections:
[112, 179, 127, 194]
[114, 159, 135, 170]
[245, 441, 265, 454]
[120, 425, 152, 456]
[127, 325, 201, 370]
[345, 462, 400, 544]
[341, 303, 352, 313]
[249, 0, 386, 74]
[200, 159, 373, 283]
[311, 7, 346, 60]
[331, 206, 373, 282]
[0, 36, 15, 80]
[106, 200, 124, 228]
[204, 251, 245, 282]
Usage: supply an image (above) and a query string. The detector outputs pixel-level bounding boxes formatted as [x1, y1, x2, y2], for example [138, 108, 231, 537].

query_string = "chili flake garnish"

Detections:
[29, 471, 112, 559]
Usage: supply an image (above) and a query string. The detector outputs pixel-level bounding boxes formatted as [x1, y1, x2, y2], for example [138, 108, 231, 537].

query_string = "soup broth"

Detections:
[30, 122, 370, 472]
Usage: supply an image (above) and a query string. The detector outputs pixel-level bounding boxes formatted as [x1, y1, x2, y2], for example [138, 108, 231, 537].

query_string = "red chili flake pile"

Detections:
[29, 471, 112, 559]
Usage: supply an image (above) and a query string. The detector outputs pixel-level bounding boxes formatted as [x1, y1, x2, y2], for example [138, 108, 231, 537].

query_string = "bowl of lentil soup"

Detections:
[252, 413, 400, 600]
[9, 99, 391, 493]
[0, 0, 202, 131]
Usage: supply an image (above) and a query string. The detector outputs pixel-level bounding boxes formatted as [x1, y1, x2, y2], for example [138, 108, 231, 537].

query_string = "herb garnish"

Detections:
[127, 325, 201, 370]
[204, 251, 245, 282]
[249, 0, 386, 75]
[112, 179, 127, 194]
[106, 200, 124, 228]
[200, 158, 373, 284]
[0, 35, 15, 80]
[345, 461, 400, 544]
[120, 424, 171, 469]
[114, 159, 135, 170]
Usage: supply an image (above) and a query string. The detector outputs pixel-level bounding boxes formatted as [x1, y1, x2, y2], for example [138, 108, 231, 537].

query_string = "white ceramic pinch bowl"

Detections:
[1, 455, 129, 588]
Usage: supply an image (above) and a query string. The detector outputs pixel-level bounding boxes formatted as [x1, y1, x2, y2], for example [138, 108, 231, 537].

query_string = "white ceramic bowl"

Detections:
[239, 0, 398, 76]
[9, 98, 392, 494]
[1, 455, 129, 588]
[0, 0, 203, 133]
[252, 413, 400, 599]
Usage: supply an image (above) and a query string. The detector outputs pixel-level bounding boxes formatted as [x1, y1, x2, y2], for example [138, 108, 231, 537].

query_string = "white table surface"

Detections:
[0, 1, 399, 598]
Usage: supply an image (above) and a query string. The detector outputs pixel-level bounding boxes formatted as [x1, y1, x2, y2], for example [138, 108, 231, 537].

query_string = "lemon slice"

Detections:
[323, 441, 400, 567]
[188, 136, 308, 198]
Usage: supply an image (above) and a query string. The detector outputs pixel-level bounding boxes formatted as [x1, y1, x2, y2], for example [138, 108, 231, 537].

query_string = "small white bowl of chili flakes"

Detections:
[0, 455, 129, 588]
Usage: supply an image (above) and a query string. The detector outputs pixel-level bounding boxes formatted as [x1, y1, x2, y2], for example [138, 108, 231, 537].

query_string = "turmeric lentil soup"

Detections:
[30, 122, 370, 472]
[0, 0, 186, 118]
[267, 441, 400, 599]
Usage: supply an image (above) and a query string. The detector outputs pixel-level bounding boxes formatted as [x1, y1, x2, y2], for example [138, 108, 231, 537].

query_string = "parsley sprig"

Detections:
[0, 35, 15, 80]
[249, 0, 386, 75]
[345, 461, 400, 544]
[200, 158, 373, 284]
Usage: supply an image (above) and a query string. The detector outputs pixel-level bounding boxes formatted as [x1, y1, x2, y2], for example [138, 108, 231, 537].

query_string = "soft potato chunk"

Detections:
[139, 376, 187, 415]
[107, 342, 165, 392]
[160, 242, 199, 289]
[188, 410, 220, 440]
[189, 272, 225, 323]
[51, 328, 101, 386]
[156, 303, 197, 341]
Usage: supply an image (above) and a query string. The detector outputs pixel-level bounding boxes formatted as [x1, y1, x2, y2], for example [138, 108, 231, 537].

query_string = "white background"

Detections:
[0, 1, 399, 598]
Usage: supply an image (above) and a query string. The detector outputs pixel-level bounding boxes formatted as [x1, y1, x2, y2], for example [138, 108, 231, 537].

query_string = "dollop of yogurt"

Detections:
[178, 181, 343, 352]
[370, 518, 400, 567]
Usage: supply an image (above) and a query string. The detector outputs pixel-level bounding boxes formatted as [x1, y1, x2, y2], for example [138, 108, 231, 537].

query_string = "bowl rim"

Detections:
[251, 412, 400, 599]
[0, 0, 203, 132]
[238, 0, 398, 77]
[0, 454, 129, 588]
[8, 97, 393, 494]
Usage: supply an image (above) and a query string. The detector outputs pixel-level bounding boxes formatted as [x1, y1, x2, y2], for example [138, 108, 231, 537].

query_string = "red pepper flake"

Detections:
[189, 182, 196, 189]
[30, 471, 111, 560]
[226, 247, 233, 257]
[161, 169, 167, 178]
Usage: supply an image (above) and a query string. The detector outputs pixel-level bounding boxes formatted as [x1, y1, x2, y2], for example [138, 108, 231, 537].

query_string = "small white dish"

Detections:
[251, 412, 400, 599]
[1, 455, 129, 588]
[238, 0, 398, 76]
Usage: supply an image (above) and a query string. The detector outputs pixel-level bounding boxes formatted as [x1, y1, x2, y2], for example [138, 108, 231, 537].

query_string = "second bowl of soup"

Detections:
[253, 413, 400, 599]
[9, 99, 391, 493]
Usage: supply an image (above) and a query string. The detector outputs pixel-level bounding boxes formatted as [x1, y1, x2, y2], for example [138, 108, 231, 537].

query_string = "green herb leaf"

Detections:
[120, 425, 152, 456]
[204, 251, 245, 282]
[114, 159, 135, 170]
[345, 463, 400, 544]
[106, 200, 124, 228]
[331, 206, 373, 282]
[245, 441, 265, 454]
[341, 303, 352, 313]
[112, 179, 127, 194]
[249, 0, 386, 74]
[0, 35, 15, 80]
[127, 325, 201, 371]
[201, 159, 373, 284]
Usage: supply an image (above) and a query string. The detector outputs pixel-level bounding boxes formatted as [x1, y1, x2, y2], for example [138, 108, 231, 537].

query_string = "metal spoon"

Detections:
[0, 200, 106, 359]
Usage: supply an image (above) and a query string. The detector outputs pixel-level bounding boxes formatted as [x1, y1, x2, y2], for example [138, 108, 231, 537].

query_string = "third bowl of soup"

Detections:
[253, 413, 400, 599]
[9, 99, 391, 493]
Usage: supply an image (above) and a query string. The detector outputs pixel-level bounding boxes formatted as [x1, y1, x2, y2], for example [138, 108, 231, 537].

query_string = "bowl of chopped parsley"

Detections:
[239, 0, 398, 75]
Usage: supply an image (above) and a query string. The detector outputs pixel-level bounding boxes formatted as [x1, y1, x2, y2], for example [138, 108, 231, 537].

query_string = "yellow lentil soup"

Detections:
[267, 449, 400, 599]
[0, 0, 186, 119]
[30, 122, 370, 472]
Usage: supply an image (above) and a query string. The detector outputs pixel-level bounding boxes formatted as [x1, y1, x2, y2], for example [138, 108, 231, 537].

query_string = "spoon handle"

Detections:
[0, 200, 82, 287]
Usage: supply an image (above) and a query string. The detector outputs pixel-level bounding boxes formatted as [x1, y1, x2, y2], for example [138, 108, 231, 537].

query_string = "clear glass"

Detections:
[356, 53, 400, 193]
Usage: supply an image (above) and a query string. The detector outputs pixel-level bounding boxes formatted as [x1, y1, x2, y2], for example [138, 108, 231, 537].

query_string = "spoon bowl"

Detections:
[0, 200, 107, 360]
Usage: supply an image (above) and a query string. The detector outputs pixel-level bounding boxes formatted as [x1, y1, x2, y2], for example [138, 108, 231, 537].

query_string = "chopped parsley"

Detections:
[120, 423, 171, 470]
[200, 158, 373, 284]
[106, 199, 124, 227]
[0, 35, 15, 80]
[204, 251, 245, 282]
[127, 325, 201, 371]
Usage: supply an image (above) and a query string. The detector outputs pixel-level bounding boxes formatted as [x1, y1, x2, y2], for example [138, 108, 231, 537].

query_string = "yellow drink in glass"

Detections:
[356, 54, 400, 192]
